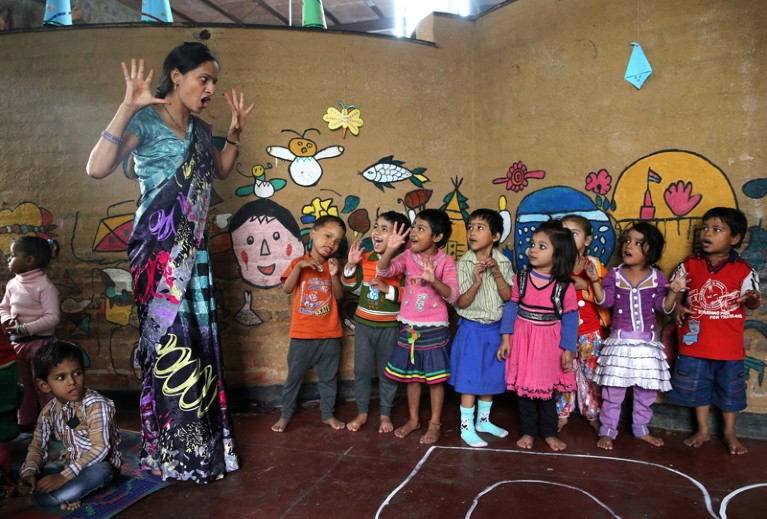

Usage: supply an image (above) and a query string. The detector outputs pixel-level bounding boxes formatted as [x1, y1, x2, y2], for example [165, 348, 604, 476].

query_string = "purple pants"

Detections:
[598, 385, 657, 439]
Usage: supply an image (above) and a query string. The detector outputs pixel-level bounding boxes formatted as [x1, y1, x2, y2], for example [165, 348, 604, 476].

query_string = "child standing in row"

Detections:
[378, 209, 458, 444]
[1, 237, 61, 430]
[556, 215, 609, 433]
[592, 222, 686, 450]
[272, 215, 347, 433]
[497, 220, 578, 451]
[342, 211, 411, 433]
[449, 209, 513, 447]
[668, 207, 761, 455]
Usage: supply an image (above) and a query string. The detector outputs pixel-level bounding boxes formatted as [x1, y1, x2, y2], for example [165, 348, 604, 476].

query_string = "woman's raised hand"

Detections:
[121, 58, 168, 111]
[224, 88, 256, 141]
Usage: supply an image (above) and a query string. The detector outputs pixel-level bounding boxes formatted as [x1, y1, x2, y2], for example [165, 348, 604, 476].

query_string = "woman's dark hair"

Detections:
[623, 222, 665, 265]
[378, 211, 411, 253]
[156, 42, 218, 99]
[468, 209, 504, 247]
[416, 209, 452, 249]
[702, 207, 748, 248]
[533, 220, 577, 284]
[34, 341, 85, 382]
[12, 236, 59, 268]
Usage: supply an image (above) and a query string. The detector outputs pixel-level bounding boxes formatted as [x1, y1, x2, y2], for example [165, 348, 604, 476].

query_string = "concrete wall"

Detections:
[1, 0, 765, 416]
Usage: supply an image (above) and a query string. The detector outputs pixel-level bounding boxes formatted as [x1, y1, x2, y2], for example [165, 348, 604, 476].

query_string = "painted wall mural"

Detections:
[229, 199, 305, 289]
[360, 156, 429, 192]
[0, 202, 57, 254]
[234, 162, 287, 199]
[511, 186, 615, 272]
[323, 101, 364, 139]
[610, 150, 737, 273]
[266, 128, 344, 187]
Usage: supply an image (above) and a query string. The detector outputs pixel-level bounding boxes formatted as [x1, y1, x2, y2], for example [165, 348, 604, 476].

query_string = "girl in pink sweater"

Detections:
[1, 237, 60, 429]
[378, 209, 459, 445]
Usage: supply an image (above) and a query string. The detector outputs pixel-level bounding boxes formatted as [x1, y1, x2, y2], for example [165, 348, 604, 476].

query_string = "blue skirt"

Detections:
[448, 318, 506, 395]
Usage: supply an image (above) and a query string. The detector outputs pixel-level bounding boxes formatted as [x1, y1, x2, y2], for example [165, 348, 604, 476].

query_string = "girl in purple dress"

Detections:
[591, 222, 686, 450]
[497, 220, 578, 451]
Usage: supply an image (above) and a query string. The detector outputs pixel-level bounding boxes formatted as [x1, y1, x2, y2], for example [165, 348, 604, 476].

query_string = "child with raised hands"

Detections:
[272, 215, 347, 433]
[592, 222, 687, 450]
[378, 209, 459, 444]
[342, 211, 411, 433]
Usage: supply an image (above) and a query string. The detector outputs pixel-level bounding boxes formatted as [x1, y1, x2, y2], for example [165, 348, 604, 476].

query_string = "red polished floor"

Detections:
[116, 391, 767, 518]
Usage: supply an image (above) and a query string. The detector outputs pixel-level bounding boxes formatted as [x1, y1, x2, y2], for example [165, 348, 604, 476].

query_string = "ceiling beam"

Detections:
[200, 0, 243, 24]
[254, 0, 289, 25]
[332, 17, 395, 33]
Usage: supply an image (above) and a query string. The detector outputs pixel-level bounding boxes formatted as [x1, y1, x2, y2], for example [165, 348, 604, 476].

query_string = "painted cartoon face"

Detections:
[466, 218, 498, 253]
[288, 138, 316, 157]
[410, 217, 440, 254]
[562, 220, 592, 255]
[372, 217, 398, 254]
[700, 217, 740, 257]
[232, 216, 304, 288]
[621, 229, 649, 267]
[310, 222, 345, 260]
[528, 231, 555, 273]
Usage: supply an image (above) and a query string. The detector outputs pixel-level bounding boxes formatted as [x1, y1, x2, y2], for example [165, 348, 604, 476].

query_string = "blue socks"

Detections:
[475, 399, 508, 438]
[460, 406, 487, 447]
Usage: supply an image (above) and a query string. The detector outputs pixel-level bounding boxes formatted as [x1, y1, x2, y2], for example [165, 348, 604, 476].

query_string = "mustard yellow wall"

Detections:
[1, 0, 765, 411]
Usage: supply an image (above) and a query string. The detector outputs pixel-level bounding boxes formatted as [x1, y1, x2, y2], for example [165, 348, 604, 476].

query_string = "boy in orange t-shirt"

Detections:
[271, 216, 347, 433]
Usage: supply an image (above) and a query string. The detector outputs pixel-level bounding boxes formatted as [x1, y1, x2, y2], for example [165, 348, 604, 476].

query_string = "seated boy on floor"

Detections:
[5, 340, 122, 513]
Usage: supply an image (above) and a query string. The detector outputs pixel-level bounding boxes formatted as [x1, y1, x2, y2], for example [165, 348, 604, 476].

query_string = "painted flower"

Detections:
[301, 197, 339, 220]
[493, 161, 546, 192]
[585, 169, 612, 195]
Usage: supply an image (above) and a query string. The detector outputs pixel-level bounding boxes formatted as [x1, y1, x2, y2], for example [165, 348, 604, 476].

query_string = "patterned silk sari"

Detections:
[128, 119, 238, 483]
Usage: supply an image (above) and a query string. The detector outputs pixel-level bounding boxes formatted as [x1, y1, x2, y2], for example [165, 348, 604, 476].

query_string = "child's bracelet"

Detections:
[101, 130, 125, 145]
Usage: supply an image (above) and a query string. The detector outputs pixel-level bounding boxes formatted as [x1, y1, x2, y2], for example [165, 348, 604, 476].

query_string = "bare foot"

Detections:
[420, 421, 441, 444]
[272, 418, 289, 433]
[683, 430, 710, 448]
[597, 435, 613, 450]
[557, 417, 568, 432]
[346, 413, 367, 432]
[379, 416, 394, 433]
[516, 434, 534, 449]
[394, 419, 420, 439]
[545, 436, 567, 451]
[61, 501, 81, 511]
[151, 469, 162, 477]
[323, 416, 345, 430]
[724, 433, 748, 455]
[638, 433, 664, 447]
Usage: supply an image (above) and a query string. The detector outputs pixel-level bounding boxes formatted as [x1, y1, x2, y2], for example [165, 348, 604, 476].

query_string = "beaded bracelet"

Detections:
[225, 136, 239, 146]
[101, 130, 124, 145]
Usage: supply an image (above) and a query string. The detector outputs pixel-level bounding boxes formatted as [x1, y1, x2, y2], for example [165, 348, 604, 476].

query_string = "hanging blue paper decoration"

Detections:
[43, 0, 72, 27]
[625, 42, 652, 89]
[141, 0, 174, 23]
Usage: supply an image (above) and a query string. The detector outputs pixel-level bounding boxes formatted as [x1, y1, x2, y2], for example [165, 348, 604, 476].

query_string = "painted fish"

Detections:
[360, 156, 429, 191]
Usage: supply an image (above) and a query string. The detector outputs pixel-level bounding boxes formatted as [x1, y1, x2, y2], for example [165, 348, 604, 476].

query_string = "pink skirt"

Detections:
[504, 318, 575, 399]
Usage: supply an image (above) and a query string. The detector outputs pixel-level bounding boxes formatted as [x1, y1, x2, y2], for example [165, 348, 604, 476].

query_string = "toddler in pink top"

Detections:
[1, 237, 60, 429]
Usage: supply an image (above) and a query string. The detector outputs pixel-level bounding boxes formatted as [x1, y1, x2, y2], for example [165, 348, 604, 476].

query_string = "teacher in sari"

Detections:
[86, 42, 254, 483]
